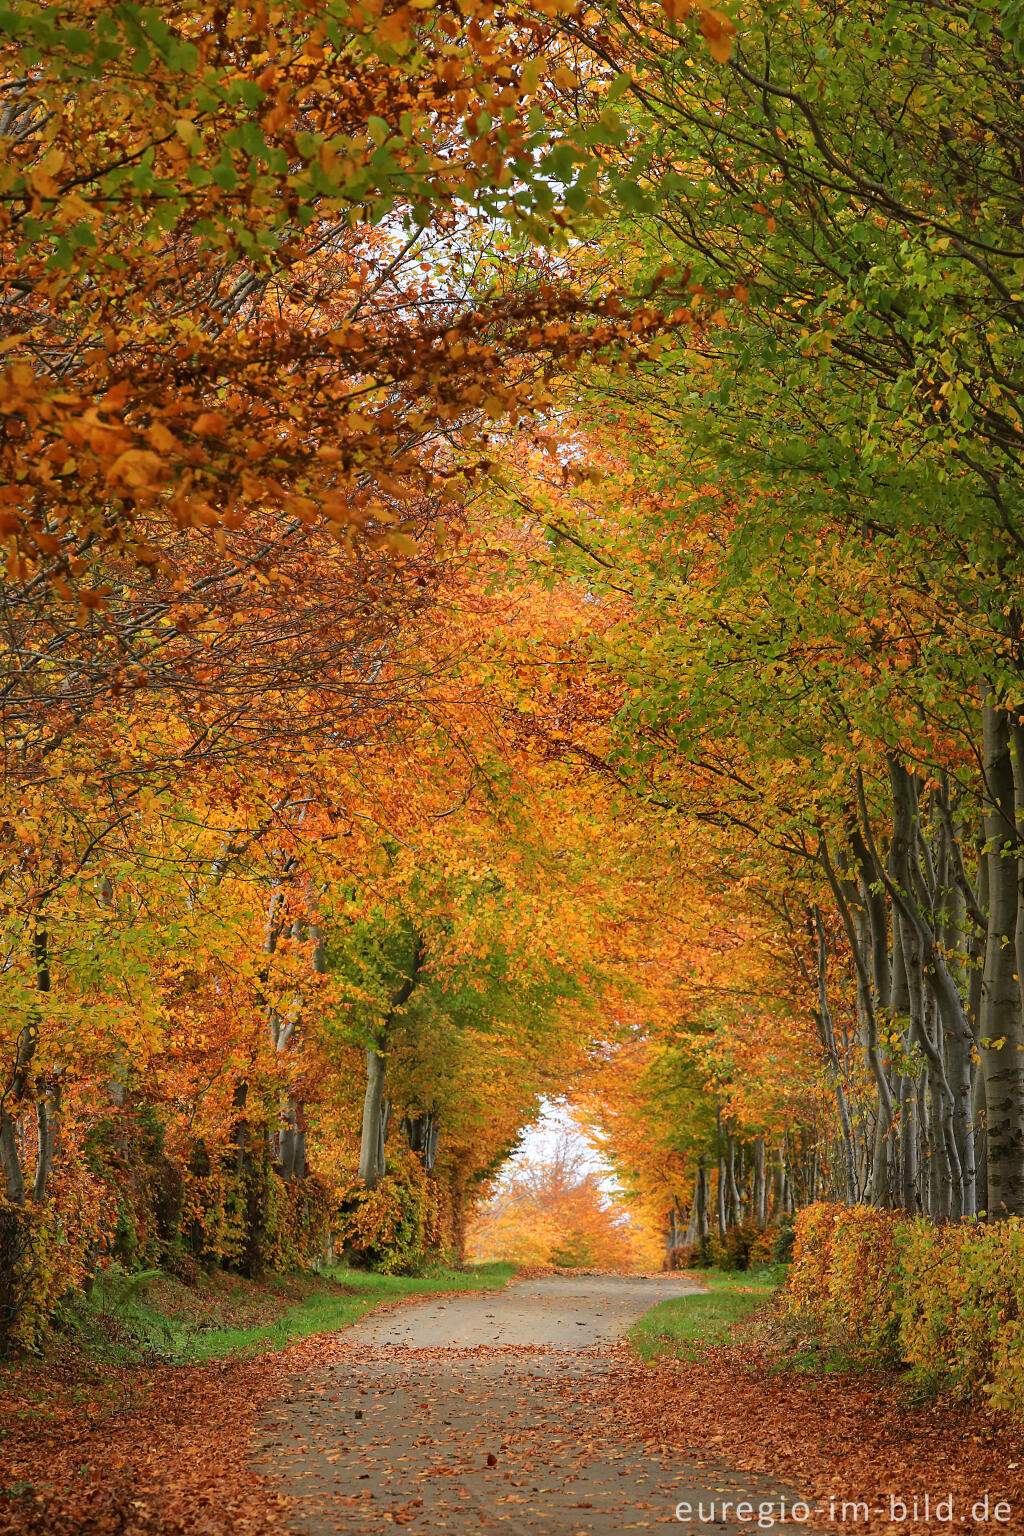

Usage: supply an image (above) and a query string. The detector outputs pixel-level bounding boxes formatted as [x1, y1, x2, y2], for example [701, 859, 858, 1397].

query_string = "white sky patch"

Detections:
[498, 1096, 622, 1197]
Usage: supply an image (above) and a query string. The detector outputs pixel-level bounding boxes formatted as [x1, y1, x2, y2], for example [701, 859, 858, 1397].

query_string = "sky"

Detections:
[497, 1096, 623, 1195]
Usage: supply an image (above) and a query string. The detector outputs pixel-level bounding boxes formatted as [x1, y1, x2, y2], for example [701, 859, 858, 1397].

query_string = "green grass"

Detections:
[59, 1260, 516, 1366]
[630, 1267, 784, 1362]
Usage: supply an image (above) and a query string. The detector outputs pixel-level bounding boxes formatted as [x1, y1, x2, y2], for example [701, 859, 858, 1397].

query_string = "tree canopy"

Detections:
[5, 0, 1024, 1370]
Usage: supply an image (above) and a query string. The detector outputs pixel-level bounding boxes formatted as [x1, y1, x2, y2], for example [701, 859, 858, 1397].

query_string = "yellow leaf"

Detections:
[387, 531, 418, 556]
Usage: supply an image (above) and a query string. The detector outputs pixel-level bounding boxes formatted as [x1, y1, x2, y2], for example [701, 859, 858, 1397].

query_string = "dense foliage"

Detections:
[5, 0, 1024, 1395]
[789, 1204, 1024, 1415]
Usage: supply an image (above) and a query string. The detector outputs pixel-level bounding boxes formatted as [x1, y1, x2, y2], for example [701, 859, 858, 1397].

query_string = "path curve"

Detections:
[342, 1272, 702, 1349]
[255, 1274, 810, 1534]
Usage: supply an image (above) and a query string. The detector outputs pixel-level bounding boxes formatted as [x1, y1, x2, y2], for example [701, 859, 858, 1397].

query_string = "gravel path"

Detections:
[255, 1275, 811, 1534]
[339, 1273, 702, 1349]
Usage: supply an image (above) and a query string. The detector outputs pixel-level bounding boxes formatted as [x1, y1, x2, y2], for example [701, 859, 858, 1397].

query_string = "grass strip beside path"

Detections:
[630, 1268, 782, 1361]
[71, 1260, 516, 1365]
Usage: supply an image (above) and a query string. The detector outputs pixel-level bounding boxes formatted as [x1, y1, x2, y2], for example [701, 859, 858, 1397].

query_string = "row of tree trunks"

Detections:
[671, 1133, 798, 1252]
[808, 704, 1024, 1219]
[357, 934, 423, 1188]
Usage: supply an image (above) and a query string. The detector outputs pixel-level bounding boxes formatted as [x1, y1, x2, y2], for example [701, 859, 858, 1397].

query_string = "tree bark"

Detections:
[715, 1108, 728, 1238]
[358, 1040, 388, 1188]
[0, 932, 45, 1207]
[811, 906, 859, 1203]
[726, 1130, 742, 1224]
[753, 1137, 766, 1226]
[357, 935, 423, 1189]
[824, 829, 897, 1206]
[980, 705, 1024, 1215]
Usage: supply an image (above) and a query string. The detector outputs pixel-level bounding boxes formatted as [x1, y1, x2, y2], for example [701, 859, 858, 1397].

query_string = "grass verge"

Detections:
[630, 1267, 784, 1362]
[54, 1259, 516, 1366]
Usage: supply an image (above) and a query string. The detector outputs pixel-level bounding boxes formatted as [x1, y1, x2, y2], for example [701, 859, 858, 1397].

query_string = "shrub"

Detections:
[336, 1152, 429, 1274]
[262, 1173, 330, 1272]
[773, 1215, 796, 1265]
[0, 1200, 35, 1354]
[550, 1229, 596, 1268]
[748, 1225, 779, 1268]
[707, 1221, 776, 1272]
[786, 1204, 1024, 1416]
[2, 1104, 331, 1349]
[1, 1165, 114, 1352]
[665, 1242, 700, 1271]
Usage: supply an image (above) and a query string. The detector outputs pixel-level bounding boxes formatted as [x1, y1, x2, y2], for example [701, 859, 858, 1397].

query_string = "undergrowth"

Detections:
[43, 1259, 516, 1366]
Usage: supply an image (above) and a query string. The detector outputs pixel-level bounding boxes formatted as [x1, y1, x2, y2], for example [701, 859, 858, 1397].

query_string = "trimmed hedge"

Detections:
[1, 1117, 332, 1352]
[788, 1203, 1024, 1414]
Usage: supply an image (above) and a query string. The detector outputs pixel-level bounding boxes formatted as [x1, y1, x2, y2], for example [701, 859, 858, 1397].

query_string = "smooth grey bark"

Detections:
[275, 907, 325, 1183]
[822, 831, 896, 1205]
[971, 843, 989, 1180]
[695, 1160, 709, 1238]
[902, 907, 956, 1218]
[30, 928, 57, 1205]
[811, 906, 859, 1204]
[888, 903, 917, 1212]
[716, 1158, 727, 1237]
[863, 764, 969, 1217]
[942, 857, 977, 1220]
[726, 1131, 742, 1224]
[851, 808, 892, 1010]
[770, 1144, 786, 1217]
[973, 1063, 988, 1190]
[0, 1028, 35, 1205]
[31, 1073, 60, 1204]
[715, 1107, 728, 1238]
[358, 1043, 389, 1188]
[685, 1164, 709, 1244]
[683, 1193, 698, 1247]
[357, 936, 423, 1189]
[979, 705, 1024, 1216]
[0, 1106, 25, 1205]
[753, 1136, 766, 1226]
[256, 862, 317, 1186]
[403, 1107, 439, 1173]
[0, 928, 48, 1206]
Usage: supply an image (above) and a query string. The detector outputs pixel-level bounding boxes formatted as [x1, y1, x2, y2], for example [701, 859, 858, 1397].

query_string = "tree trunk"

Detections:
[980, 705, 1024, 1216]
[971, 838, 988, 1184]
[695, 1160, 708, 1239]
[770, 1145, 786, 1218]
[727, 1131, 742, 1224]
[811, 906, 858, 1203]
[31, 1076, 60, 1205]
[0, 1107, 25, 1206]
[0, 969, 43, 1208]
[357, 934, 423, 1189]
[886, 764, 966, 1216]
[358, 1038, 388, 1189]
[753, 1137, 766, 1226]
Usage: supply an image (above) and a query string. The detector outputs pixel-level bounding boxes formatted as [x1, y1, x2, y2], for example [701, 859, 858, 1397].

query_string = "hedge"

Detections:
[788, 1203, 1024, 1415]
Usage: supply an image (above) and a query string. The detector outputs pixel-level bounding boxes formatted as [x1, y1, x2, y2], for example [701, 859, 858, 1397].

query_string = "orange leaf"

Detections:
[699, 7, 736, 63]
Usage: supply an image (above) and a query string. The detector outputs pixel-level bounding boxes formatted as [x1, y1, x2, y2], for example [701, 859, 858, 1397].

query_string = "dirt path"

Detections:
[255, 1275, 811, 1534]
